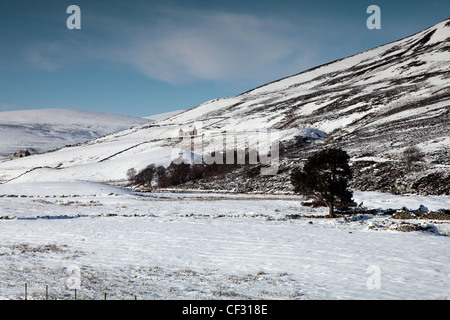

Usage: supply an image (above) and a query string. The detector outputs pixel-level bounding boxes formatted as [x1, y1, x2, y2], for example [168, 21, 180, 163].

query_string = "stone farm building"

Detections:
[179, 127, 198, 137]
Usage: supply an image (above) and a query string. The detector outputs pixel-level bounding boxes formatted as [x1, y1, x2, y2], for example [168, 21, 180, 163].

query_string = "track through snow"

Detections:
[0, 182, 449, 300]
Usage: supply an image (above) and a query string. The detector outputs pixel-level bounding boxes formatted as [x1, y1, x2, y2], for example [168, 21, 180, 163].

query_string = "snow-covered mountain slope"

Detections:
[0, 19, 448, 193]
[143, 110, 185, 122]
[157, 19, 449, 158]
[0, 109, 150, 159]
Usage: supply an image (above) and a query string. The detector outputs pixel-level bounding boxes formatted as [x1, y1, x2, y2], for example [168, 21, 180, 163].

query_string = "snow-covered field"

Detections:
[0, 182, 448, 300]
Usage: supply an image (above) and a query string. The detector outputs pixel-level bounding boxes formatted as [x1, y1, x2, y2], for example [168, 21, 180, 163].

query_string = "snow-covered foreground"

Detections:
[0, 182, 449, 300]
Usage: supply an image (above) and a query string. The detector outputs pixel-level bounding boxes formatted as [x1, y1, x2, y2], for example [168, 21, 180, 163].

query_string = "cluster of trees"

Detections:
[128, 144, 426, 218]
[127, 150, 261, 189]
[129, 147, 355, 217]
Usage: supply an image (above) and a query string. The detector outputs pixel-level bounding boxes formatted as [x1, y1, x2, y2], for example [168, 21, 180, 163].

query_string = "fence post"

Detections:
[46, 285, 48, 300]
[24, 283, 27, 300]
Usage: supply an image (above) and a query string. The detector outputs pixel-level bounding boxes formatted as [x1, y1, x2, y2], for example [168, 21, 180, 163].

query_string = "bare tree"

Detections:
[403, 146, 425, 171]
[126, 168, 137, 184]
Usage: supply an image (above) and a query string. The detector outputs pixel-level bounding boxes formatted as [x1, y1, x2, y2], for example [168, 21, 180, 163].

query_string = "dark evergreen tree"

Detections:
[290, 148, 353, 218]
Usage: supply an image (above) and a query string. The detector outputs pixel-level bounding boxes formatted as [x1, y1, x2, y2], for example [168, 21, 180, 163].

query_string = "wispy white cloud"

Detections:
[24, 5, 320, 85]
[26, 42, 69, 71]
[113, 9, 319, 85]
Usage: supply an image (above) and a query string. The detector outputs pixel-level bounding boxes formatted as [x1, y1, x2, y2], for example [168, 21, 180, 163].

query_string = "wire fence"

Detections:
[14, 283, 138, 300]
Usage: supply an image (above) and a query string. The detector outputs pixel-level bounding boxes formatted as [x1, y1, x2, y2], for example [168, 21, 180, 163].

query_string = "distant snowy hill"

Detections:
[0, 109, 150, 159]
[0, 19, 448, 194]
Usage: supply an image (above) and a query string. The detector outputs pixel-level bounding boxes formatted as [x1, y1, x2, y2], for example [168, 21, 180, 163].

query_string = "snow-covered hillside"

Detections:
[0, 19, 448, 193]
[0, 109, 150, 159]
[0, 19, 449, 302]
[143, 110, 185, 122]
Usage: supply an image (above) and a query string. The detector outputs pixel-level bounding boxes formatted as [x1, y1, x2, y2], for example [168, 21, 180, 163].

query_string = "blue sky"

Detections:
[0, 0, 449, 117]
